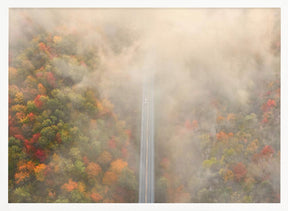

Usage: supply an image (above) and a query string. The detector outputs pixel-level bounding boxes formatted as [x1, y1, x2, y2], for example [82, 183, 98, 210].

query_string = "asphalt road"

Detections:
[139, 76, 154, 203]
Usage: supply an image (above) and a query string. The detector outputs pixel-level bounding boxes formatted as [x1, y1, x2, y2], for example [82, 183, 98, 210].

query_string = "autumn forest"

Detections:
[9, 9, 280, 203]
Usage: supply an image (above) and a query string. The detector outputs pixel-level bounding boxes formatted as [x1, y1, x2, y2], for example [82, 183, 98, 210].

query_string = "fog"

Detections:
[9, 9, 280, 203]
[10, 9, 280, 109]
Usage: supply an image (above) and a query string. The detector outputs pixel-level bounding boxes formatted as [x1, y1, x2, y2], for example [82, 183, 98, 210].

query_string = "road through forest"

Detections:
[138, 75, 155, 203]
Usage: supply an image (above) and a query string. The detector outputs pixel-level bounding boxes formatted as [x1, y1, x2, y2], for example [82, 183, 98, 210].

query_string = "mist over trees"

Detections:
[153, 9, 280, 203]
[9, 10, 140, 202]
[9, 9, 280, 203]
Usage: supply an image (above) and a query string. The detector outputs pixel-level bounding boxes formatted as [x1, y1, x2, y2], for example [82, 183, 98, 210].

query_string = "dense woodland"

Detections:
[155, 78, 280, 202]
[9, 28, 139, 202]
[154, 22, 280, 203]
[9, 9, 280, 203]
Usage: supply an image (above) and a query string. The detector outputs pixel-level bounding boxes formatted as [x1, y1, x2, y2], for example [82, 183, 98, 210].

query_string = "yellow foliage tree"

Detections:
[34, 163, 47, 181]
[15, 161, 36, 184]
[223, 169, 234, 182]
[61, 179, 78, 192]
[53, 35, 62, 43]
[97, 151, 112, 165]
[78, 182, 86, 193]
[37, 83, 47, 95]
[110, 159, 127, 174]
[102, 171, 117, 185]
[90, 192, 103, 202]
[15, 171, 30, 184]
[86, 162, 102, 177]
